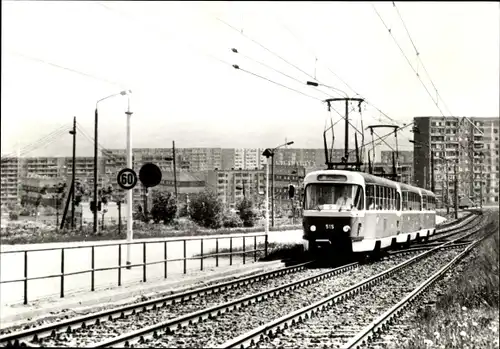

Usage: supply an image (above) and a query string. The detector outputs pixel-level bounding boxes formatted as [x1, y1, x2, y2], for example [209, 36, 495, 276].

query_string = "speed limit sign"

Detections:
[117, 168, 138, 190]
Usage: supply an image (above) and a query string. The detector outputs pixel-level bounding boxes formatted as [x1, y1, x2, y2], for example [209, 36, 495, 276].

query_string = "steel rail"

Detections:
[1, 215, 478, 348]
[0, 261, 313, 346]
[344, 230, 494, 348]
[89, 262, 358, 348]
[217, 227, 484, 349]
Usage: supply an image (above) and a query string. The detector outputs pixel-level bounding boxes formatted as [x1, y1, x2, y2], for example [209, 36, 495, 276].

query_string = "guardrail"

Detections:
[0, 233, 269, 305]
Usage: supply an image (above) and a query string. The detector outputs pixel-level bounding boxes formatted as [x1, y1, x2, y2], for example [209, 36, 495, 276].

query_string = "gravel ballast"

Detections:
[249, 248, 465, 348]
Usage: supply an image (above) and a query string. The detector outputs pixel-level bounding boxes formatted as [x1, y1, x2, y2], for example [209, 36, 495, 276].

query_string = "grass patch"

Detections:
[192, 242, 306, 262]
[0, 218, 302, 245]
[401, 223, 499, 349]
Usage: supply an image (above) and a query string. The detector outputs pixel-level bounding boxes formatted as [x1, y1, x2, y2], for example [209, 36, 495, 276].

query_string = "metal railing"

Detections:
[0, 232, 269, 305]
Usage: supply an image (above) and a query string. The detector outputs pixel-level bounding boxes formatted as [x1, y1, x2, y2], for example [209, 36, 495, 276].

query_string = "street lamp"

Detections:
[94, 90, 132, 237]
[268, 141, 294, 227]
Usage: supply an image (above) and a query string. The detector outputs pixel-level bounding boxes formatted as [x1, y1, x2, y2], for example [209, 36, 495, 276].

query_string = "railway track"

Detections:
[0, 213, 480, 348]
[218, 220, 492, 349]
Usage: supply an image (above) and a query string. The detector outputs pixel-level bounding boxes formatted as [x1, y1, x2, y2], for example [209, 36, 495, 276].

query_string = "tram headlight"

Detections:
[310, 225, 316, 232]
[343, 225, 351, 232]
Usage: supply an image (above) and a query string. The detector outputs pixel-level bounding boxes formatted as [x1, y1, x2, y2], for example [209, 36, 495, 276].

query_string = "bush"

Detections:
[19, 208, 31, 216]
[172, 217, 201, 232]
[177, 202, 189, 218]
[222, 211, 244, 228]
[188, 189, 223, 229]
[9, 211, 19, 221]
[150, 191, 177, 224]
[236, 198, 258, 227]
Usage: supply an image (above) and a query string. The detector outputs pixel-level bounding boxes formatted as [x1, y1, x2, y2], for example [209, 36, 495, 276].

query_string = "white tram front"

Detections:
[302, 170, 437, 254]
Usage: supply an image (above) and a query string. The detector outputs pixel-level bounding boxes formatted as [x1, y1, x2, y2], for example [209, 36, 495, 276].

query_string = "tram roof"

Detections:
[304, 169, 434, 196]
[304, 169, 399, 189]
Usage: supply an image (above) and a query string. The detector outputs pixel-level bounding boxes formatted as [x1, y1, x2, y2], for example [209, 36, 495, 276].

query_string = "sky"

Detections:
[1, 1, 499, 159]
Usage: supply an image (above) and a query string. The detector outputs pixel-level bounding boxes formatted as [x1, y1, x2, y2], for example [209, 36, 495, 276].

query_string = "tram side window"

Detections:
[385, 188, 392, 210]
[402, 192, 408, 210]
[384, 187, 389, 210]
[396, 191, 401, 210]
[375, 186, 381, 210]
[382, 187, 385, 210]
[366, 185, 375, 210]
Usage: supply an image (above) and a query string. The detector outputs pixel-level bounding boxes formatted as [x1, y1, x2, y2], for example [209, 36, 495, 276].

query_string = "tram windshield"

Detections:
[304, 184, 364, 211]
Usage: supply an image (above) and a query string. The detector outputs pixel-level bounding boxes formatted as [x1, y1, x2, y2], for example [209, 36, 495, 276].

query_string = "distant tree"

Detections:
[188, 189, 223, 229]
[150, 191, 177, 224]
[73, 180, 90, 207]
[222, 210, 244, 228]
[34, 186, 48, 222]
[132, 204, 145, 221]
[98, 184, 113, 229]
[236, 197, 258, 227]
[177, 202, 189, 218]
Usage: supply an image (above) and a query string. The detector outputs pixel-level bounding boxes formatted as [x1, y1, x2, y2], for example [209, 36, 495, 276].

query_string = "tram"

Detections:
[302, 169, 436, 254]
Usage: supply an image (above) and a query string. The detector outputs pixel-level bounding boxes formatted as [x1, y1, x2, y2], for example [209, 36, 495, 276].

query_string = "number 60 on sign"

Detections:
[117, 168, 138, 190]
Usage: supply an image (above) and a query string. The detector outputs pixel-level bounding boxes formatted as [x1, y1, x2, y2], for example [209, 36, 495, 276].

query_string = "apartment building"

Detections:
[1, 157, 21, 206]
[378, 150, 413, 184]
[380, 150, 413, 165]
[208, 164, 306, 210]
[19, 176, 66, 208]
[210, 169, 266, 208]
[413, 116, 499, 206]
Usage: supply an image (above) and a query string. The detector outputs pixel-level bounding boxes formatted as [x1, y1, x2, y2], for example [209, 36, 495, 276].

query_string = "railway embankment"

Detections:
[384, 214, 499, 349]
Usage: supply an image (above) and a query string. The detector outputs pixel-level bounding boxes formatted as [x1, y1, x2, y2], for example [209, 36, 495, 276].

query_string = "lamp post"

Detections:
[270, 141, 294, 227]
[262, 149, 273, 257]
[94, 90, 132, 238]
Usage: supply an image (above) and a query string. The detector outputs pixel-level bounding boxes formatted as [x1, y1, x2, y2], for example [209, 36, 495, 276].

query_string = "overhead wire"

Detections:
[372, 3, 482, 135]
[231, 48, 334, 100]
[269, 10, 403, 129]
[1, 124, 72, 161]
[233, 65, 324, 102]
[75, 124, 123, 162]
[219, 12, 404, 163]
[392, 2, 454, 117]
[8, 51, 127, 89]
[216, 17, 316, 82]
[96, 2, 338, 116]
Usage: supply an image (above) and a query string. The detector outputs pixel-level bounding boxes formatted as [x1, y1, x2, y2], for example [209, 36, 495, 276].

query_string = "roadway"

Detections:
[0, 229, 303, 306]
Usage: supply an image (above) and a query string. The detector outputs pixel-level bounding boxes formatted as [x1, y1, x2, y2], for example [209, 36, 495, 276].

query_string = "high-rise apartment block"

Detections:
[413, 116, 499, 206]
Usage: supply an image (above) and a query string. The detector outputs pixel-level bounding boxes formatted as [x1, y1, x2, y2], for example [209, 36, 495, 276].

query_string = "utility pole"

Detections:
[454, 159, 459, 219]
[430, 148, 435, 192]
[93, 108, 99, 235]
[446, 164, 450, 214]
[70, 117, 76, 228]
[479, 152, 484, 208]
[172, 141, 178, 200]
[271, 154, 275, 227]
[344, 99, 349, 162]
